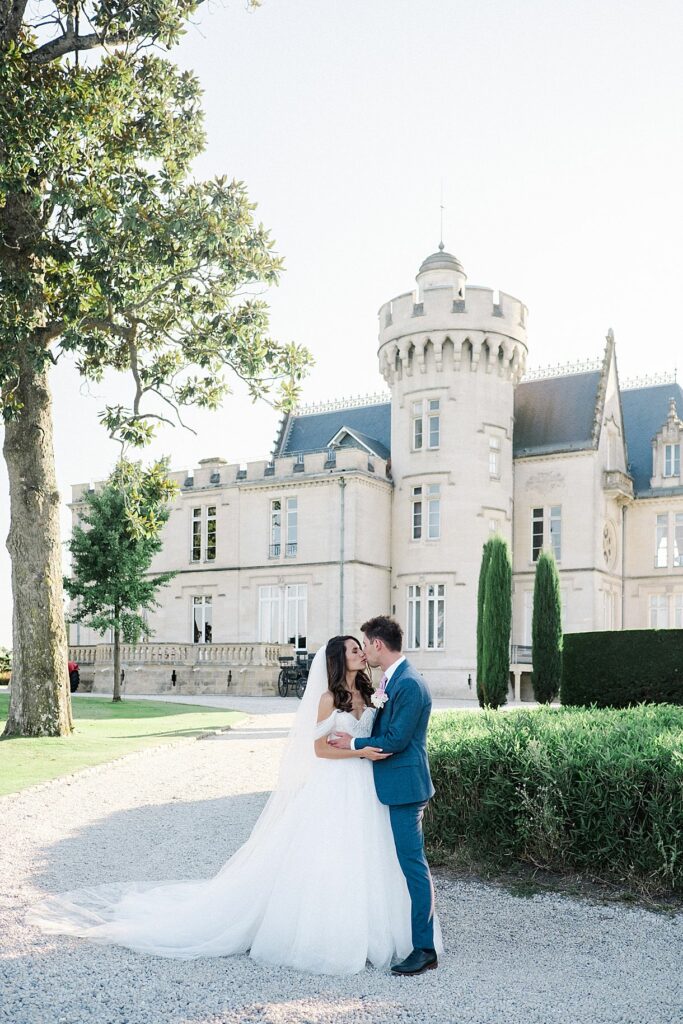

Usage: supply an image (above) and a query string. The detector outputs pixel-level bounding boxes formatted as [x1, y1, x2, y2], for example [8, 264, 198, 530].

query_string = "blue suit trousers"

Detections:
[389, 800, 435, 951]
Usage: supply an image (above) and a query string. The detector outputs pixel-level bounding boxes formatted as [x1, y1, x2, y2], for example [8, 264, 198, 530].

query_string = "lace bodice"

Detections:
[314, 706, 376, 740]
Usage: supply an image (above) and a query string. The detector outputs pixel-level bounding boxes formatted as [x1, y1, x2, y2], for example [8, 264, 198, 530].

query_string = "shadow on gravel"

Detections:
[28, 791, 271, 901]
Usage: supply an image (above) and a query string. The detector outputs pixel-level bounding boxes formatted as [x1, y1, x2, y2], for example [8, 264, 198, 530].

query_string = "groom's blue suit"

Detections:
[353, 658, 435, 951]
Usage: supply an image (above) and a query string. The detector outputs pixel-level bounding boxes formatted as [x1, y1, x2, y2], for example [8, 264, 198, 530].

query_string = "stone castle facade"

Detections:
[70, 248, 683, 697]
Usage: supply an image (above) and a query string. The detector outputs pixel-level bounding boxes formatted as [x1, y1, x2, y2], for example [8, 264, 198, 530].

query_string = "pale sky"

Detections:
[1, 0, 682, 647]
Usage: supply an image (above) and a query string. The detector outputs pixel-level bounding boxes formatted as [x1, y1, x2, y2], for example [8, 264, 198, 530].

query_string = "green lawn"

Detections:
[0, 694, 245, 797]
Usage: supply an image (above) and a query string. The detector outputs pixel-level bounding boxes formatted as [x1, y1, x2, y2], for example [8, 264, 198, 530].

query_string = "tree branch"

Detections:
[28, 27, 133, 65]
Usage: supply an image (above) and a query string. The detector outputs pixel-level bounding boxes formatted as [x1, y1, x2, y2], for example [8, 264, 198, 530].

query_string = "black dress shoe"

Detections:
[391, 948, 438, 976]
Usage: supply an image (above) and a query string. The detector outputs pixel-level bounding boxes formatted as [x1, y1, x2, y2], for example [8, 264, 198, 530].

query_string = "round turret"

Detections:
[379, 248, 528, 696]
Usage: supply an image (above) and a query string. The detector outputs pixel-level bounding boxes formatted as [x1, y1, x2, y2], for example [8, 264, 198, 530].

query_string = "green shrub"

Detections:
[476, 540, 493, 707]
[426, 704, 683, 895]
[531, 551, 562, 703]
[479, 536, 512, 709]
[561, 629, 683, 708]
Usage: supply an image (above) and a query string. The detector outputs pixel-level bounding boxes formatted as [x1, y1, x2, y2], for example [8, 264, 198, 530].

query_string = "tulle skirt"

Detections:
[28, 757, 414, 975]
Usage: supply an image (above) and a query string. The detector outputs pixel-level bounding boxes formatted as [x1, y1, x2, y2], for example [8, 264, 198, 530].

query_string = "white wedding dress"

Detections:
[28, 691, 414, 975]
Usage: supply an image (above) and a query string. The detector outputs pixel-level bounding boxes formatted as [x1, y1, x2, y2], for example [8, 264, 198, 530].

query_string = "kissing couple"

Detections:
[29, 615, 441, 976]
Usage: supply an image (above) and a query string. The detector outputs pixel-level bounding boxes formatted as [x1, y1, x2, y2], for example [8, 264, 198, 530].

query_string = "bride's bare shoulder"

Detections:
[316, 690, 335, 721]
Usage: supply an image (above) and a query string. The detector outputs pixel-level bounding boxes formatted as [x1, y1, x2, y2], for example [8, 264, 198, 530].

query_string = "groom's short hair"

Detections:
[361, 616, 403, 652]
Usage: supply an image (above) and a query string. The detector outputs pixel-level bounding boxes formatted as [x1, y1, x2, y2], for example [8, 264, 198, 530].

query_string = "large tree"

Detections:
[479, 536, 512, 709]
[65, 459, 177, 702]
[0, 2, 311, 737]
[531, 551, 563, 704]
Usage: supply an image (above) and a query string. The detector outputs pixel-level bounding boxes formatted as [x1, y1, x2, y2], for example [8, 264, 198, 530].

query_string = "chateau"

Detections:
[70, 248, 683, 698]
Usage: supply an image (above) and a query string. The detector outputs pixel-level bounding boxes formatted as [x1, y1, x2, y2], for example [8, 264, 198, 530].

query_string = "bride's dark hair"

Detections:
[325, 635, 374, 712]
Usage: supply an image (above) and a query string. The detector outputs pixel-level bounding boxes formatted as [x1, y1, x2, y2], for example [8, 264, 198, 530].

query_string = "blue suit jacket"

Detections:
[354, 658, 435, 806]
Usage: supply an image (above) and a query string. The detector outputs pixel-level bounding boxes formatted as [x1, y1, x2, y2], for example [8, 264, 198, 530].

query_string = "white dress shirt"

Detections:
[349, 656, 405, 751]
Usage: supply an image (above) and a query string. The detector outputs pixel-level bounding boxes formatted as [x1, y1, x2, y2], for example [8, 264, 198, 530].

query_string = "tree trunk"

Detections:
[112, 620, 122, 702]
[2, 356, 73, 737]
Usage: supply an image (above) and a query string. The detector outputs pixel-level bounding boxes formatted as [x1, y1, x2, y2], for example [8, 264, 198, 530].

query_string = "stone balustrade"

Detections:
[69, 642, 291, 697]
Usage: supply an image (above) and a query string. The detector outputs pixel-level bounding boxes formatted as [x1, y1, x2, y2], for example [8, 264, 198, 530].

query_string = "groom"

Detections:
[329, 615, 437, 976]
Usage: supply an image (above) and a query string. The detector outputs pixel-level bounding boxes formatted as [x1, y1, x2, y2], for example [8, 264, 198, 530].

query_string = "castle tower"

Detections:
[378, 247, 528, 695]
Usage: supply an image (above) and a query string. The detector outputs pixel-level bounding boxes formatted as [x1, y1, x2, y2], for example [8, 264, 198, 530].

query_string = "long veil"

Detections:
[27, 647, 332, 957]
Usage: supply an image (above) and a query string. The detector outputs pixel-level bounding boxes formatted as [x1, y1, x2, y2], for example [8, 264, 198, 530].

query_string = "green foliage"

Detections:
[426, 704, 683, 895]
[64, 459, 178, 642]
[0, 647, 11, 674]
[531, 551, 563, 703]
[476, 539, 493, 706]
[0, 4, 312, 438]
[561, 630, 683, 708]
[479, 536, 512, 709]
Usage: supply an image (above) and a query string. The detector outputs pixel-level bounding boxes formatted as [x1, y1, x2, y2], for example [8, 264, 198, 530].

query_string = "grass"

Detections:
[0, 694, 245, 797]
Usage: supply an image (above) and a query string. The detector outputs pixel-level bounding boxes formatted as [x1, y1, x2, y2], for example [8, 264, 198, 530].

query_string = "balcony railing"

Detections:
[269, 543, 281, 558]
[603, 469, 634, 500]
[510, 644, 532, 665]
[69, 642, 285, 667]
[285, 542, 298, 557]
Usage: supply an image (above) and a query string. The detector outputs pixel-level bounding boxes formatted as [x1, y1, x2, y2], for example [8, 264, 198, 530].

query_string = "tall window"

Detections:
[206, 506, 216, 561]
[675, 593, 683, 629]
[428, 400, 440, 448]
[489, 436, 501, 478]
[411, 486, 423, 539]
[191, 506, 217, 562]
[406, 584, 445, 649]
[531, 507, 544, 561]
[258, 584, 307, 649]
[649, 594, 668, 628]
[531, 506, 562, 562]
[655, 514, 668, 568]
[285, 584, 307, 648]
[411, 398, 441, 450]
[270, 499, 281, 557]
[427, 484, 440, 539]
[412, 484, 440, 540]
[412, 401, 423, 450]
[258, 586, 281, 642]
[664, 443, 681, 477]
[674, 513, 683, 568]
[286, 497, 298, 556]
[192, 507, 202, 562]
[192, 596, 212, 643]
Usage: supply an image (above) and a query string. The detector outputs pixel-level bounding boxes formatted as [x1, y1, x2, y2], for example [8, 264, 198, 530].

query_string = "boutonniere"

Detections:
[371, 675, 389, 709]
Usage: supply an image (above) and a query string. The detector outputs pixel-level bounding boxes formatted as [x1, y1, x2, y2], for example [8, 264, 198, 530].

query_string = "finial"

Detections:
[438, 240, 444, 252]
[668, 395, 678, 420]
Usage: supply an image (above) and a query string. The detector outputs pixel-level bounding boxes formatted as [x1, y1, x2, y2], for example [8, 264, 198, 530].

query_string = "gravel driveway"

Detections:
[1, 703, 681, 1024]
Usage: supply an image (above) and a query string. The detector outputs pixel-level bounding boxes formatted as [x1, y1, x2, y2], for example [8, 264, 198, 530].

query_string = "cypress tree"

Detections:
[481, 537, 512, 709]
[531, 551, 563, 703]
[476, 540, 494, 708]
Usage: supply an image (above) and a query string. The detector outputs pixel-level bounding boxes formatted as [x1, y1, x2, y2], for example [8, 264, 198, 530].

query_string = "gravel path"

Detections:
[1, 707, 681, 1024]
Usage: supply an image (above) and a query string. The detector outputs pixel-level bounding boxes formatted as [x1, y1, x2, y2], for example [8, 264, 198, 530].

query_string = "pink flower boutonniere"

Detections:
[371, 674, 389, 709]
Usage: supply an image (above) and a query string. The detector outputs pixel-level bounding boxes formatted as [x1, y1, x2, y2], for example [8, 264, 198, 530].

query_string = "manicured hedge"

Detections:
[561, 629, 683, 708]
[426, 705, 683, 895]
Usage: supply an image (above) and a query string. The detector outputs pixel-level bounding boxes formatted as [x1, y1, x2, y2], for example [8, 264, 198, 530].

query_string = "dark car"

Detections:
[68, 661, 80, 693]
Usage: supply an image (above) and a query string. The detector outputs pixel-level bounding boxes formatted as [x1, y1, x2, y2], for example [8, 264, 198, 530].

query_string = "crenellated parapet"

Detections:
[378, 279, 528, 386]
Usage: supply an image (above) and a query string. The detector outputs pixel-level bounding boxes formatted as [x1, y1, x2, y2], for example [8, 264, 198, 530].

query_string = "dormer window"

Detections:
[664, 444, 680, 478]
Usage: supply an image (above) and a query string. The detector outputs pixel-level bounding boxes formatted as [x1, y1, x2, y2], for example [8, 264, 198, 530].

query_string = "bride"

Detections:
[28, 636, 416, 975]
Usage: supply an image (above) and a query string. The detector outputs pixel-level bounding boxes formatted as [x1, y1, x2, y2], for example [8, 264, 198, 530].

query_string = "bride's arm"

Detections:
[313, 693, 390, 761]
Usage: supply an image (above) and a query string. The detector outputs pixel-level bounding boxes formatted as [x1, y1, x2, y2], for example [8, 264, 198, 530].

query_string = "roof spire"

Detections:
[439, 180, 445, 251]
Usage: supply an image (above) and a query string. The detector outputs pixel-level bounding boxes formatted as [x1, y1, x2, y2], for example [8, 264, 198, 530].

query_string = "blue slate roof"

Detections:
[621, 384, 683, 495]
[278, 402, 391, 459]
[513, 371, 601, 457]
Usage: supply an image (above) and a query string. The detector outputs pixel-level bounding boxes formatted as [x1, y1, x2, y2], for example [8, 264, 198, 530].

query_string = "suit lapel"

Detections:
[372, 659, 407, 733]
